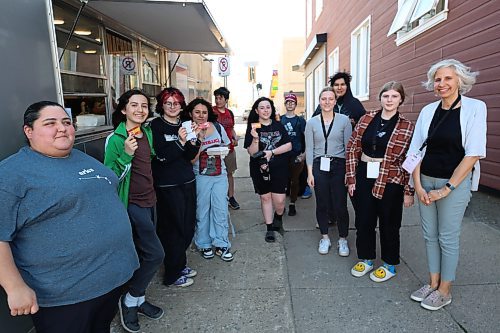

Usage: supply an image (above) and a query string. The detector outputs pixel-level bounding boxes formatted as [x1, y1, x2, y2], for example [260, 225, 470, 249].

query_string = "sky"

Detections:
[203, 0, 305, 112]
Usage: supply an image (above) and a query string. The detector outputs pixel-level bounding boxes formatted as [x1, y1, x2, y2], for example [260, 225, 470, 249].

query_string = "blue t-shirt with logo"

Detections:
[0, 147, 139, 307]
[281, 115, 306, 156]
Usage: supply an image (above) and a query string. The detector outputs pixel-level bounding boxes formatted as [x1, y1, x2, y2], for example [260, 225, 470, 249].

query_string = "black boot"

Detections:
[272, 211, 285, 236]
[288, 204, 296, 216]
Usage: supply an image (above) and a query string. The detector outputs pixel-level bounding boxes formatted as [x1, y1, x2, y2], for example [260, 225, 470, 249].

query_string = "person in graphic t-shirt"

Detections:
[280, 92, 306, 217]
[187, 98, 234, 262]
[213, 87, 240, 210]
[0, 101, 138, 333]
[244, 97, 291, 243]
[150, 87, 201, 289]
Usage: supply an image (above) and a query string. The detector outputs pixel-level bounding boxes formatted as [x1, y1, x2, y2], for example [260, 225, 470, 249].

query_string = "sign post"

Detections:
[218, 56, 230, 77]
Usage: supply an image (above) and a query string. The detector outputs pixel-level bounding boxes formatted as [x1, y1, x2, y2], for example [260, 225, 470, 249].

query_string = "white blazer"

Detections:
[408, 95, 487, 191]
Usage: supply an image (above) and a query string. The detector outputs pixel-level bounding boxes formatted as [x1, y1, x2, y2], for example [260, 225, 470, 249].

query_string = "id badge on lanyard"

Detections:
[367, 161, 380, 178]
[320, 114, 334, 172]
[402, 152, 422, 173]
[320, 156, 331, 171]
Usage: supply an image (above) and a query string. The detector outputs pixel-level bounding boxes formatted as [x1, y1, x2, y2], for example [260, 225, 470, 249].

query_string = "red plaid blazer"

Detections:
[346, 110, 415, 199]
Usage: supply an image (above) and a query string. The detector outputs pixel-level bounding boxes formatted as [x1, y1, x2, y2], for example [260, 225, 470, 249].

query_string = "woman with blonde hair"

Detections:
[346, 81, 414, 282]
[408, 59, 487, 310]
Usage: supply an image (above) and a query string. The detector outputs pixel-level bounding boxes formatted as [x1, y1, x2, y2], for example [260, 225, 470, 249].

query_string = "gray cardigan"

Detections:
[305, 113, 352, 166]
[408, 95, 487, 190]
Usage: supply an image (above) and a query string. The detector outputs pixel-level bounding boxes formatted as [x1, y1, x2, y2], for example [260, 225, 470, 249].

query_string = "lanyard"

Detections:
[320, 113, 334, 155]
[419, 94, 461, 152]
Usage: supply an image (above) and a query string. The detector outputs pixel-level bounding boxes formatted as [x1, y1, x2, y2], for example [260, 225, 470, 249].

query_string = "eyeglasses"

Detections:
[165, 102, 181, 108]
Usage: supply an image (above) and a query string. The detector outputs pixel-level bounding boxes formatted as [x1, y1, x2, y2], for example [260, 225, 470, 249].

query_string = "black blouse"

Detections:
[421, 106, 464, 179]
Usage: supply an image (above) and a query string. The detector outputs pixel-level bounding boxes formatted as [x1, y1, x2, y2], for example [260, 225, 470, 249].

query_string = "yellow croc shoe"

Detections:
[351, 260, 374, 277]
[369, 264, 396, 282]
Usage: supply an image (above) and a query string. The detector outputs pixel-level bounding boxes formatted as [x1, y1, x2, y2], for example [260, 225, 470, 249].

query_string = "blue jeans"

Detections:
[194, 175, 231, 249]
[418, 174, 472, 281]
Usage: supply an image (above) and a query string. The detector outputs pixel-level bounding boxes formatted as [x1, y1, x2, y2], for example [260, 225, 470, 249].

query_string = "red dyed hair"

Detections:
[155, 87, 186, 115]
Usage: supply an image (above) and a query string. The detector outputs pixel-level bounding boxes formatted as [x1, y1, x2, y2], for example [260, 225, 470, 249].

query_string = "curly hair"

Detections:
[423, 59, 478, 94]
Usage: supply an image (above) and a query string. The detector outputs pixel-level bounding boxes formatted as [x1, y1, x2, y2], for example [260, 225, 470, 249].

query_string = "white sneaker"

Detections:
[318, 238, 331, 255]
[338, 238, 350, 257]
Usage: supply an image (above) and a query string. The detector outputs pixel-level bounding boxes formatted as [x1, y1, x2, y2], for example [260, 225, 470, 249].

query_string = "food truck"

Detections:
[0, 0, 228, 330]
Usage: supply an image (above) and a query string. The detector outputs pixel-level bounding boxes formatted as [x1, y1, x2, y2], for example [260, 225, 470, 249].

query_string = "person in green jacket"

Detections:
[104, 89, 165, 333]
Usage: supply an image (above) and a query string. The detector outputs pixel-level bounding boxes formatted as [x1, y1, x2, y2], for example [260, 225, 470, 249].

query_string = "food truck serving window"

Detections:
[141, 43, 161, 97]
[53, 3, 109, 133]
[107, 30, 139, 108]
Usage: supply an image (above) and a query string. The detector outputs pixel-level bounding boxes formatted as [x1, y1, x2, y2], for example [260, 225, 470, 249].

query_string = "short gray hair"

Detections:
[423, 59, 479, 94]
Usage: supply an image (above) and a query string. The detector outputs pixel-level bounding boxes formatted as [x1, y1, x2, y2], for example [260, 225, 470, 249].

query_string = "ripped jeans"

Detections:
[194, 175, 231, 249]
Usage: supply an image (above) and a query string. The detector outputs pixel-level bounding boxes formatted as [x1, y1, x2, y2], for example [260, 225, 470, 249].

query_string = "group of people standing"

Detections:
[245, 59, 487, 312]
[0, 59, 487, 333]
[0, 87, 240, 333]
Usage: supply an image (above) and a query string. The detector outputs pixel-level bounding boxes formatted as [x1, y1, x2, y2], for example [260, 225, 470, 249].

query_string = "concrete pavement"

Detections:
[112, 127, 500, 333]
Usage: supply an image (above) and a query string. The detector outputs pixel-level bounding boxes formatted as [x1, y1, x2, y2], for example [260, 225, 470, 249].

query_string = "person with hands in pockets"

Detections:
[244, 97, 292, 243]
[104, 89, 165, 333]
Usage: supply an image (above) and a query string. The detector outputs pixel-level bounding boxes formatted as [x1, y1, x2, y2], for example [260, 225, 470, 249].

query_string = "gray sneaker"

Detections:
[420, 290, 452, 311]
[410, 284, 435, 302]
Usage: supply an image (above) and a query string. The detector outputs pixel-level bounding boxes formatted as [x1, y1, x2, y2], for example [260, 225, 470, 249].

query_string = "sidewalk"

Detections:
[112, 133, 500, 333]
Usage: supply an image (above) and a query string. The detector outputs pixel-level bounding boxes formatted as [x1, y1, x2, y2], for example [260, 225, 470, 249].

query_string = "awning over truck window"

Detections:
[87, 0, 230, 54]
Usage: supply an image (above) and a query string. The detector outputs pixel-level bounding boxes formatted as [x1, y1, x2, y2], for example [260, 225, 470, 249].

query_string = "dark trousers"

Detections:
[288, 157, 305, 203]
[31, 287, 122, 333]
[127, 204, 165, 297]
[156, 182, 196, 284]
[312, 158, 349, 237]
[353, 162, 404, 265]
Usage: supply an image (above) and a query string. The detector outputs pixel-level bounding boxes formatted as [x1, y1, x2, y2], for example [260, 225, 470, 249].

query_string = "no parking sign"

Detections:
[120, 56, 136, 75]
[218, 56, 230, 77]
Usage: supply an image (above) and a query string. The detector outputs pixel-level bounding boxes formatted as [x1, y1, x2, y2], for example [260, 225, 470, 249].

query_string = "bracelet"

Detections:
[271, 150, 275, 157]
[437, 190, 443, 198]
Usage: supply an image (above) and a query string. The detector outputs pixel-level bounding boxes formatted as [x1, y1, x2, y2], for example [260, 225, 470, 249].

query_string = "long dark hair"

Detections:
[246, 97, 277, 131]
[112, 89, 150, 129]
[185, 98, 218, 122]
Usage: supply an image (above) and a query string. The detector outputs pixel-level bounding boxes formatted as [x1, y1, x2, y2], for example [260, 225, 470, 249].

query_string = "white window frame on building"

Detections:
[350, 16, 371, 101]
[306, 73, 314, 119]
[328, 47, 339, 78]
[315, 0, 323, 21]
[306, 0, 312, 36]
[314, 62, 325, 108]
[387, 0, 449, 46]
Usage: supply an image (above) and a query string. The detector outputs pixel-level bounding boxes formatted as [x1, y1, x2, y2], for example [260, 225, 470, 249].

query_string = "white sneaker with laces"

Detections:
[338, 238, 350, 257]
[318, 238, 331, 255]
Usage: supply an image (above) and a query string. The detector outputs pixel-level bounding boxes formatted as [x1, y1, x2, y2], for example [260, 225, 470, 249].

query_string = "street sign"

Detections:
[120, 56, 136, 75]
[218, 56, 230, 77]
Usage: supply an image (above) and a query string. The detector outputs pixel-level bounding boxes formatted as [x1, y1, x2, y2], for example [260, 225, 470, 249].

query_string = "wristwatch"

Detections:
[445, 182, 455, 191]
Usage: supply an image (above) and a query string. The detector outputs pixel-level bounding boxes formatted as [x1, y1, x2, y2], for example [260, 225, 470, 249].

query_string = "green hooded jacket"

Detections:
[104, 122, 155, 207]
